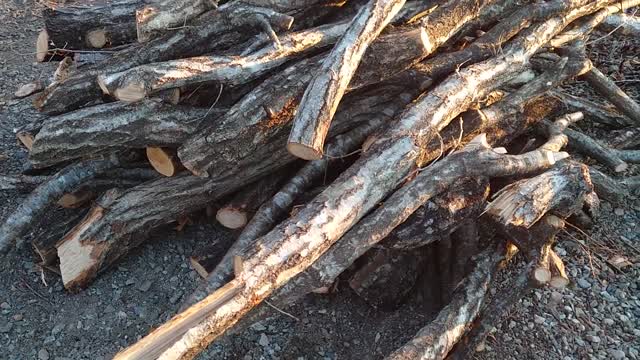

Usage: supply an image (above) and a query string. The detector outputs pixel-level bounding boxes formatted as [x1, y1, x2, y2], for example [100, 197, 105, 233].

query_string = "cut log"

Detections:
[610, 127, 640, 149]
[0, 156, 130, 253]
[387, 247, 503, 360]
[29, 100, 217, 168]
[349, 0, 497, 90]
[285, 0, 407, 160]
[599, 13, 640, 36]
[549, 0, 640, 47]
[178, 54, 431, 179]
[556, 124, 629, 172]
[98, 21, 336, 102]
[146, 147, 184, 177]
[581, 65, 640, 125]
[549, 90, 629, 127]
[31, 207, 89, 266]
[449, 215, 567, 359]
[126, 6, 611, 355]
[182, 76, 426, 306]
[614, 149, 640, 163]
[136, 0, 213, 42]
[348, 248, 427, 310]
[37, 0, 144, 61]
[34, 2, 293, 115]
[588, 167, 629, 205]
[216, 175, 287, 229]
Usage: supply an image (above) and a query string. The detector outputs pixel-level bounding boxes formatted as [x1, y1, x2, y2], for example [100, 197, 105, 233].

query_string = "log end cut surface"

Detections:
[36, 30, 49, 62]
[287, 142, 323, 160]
[146, 147, 181, 177]
[216, 208, 248, 229]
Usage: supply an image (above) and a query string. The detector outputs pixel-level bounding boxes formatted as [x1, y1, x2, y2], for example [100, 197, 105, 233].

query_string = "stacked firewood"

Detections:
[2, 0, 640, 358]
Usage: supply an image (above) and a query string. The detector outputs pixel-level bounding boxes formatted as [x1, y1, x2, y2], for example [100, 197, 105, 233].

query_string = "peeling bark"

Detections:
[135, 0, 213, 42]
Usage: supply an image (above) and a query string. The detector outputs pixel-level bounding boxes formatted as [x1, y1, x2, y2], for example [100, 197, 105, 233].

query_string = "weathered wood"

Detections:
[549, 90, 629, 127]
[285, 0, 406, 160]
[599, 13, 640, 36]
[349, 0, 496, 90]
[135, 0, 213, 42]
[117, 3, 609, 356]
[387, 248, 503, 360]
[34, 2, 293, 114]
[98, 21, 337, 102]
[557, 123, 629, 172]
[178, 55, 430, 179]
[610, 127, 640, 149]
[216, 175, 287, 229]
[182, 76, 426, 306]
[55, 159, 292, 291]
[614, 149, 640, 163]
[32, 207, 89, 266]
[549, 0, 640, 47]
[450, 216, 568, 359]
[588, 167, 629, 205]
[0, 175, 49, 192]
[0, 156, 130, 253]
[29, 100, 216, 168]
[37, 0, 144, 61]
[382, 178, 489, 250]
[582, 65, 640, 125]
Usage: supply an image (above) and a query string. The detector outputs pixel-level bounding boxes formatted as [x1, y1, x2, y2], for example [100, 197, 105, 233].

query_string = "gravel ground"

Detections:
[0, 2, 638, 360]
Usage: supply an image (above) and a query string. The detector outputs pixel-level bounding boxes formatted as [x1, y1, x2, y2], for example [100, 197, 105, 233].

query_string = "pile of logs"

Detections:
[2, 0, 640, 358]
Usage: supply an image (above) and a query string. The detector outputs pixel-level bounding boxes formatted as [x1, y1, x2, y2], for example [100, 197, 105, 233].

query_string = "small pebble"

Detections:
[138, 280, 152, 292]
[577, 278, 592, 289]
[259, 333, 269, 347]
[0, 302, 10, 310]
[534, 315, 546, 324]
[614, 208, 624, 216]
[12, 314, 23, 321]
[609, 350, 626, 360]
[38, 349, 50, 360]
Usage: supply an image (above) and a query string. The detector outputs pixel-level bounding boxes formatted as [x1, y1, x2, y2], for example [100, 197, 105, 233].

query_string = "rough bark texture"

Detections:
[178, 56, 430, 179]
[0, 156, 127, 253]
[382, 178, 489, 250]
[387, 248, 503, 360]
[55, 159, 290, 291]
[101, 2, 611, 357]
[549, 0, 640, 47]
[135, 0, 212, 42]
[614, 149, 640, 163]
[549, 90, 629, 127]
[559, 123, 629, 172]
[349, 0, 496, 90]
[581, 65, 640, 125]
[32, 208, 89, 266]
[285, 0, 406, 160]
[98, 22, 341, 102]
[37, 0, 143, 61]
[29, 100, 216, 168]
[34, 2, 292, 114]
[183, 77, 426, 306]
[599, 13, 640, 36]
[588, 167, 628, 205]
[0, 175, 49, 192]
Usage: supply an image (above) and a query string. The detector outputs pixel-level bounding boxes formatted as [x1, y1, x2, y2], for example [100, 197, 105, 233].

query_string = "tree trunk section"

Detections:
[285, 0, 406, 160]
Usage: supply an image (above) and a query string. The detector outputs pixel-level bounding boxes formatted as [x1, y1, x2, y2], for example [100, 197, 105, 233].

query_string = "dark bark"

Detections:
[135, 0, 213, 42]
[32, 208, 89, 266]
[34, 2, 292, 115]
[0, 175, 49, 192]
[582, 65, 640, 125]
[30, 100, 217, 168]
[557, 123, 629, 172]
[382, 178, 489, 250]
[0, 156, 129, 253]
[588, 167, 628, 205]
[388, 248, 503, 360]
[548, 90, 629, 127]
[37, 0, 144, 62]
